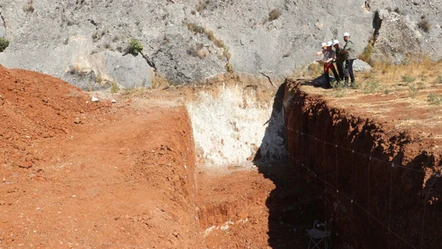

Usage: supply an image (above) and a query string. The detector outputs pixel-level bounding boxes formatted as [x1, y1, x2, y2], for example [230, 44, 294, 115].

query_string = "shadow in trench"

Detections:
[254, 82, 321, 249]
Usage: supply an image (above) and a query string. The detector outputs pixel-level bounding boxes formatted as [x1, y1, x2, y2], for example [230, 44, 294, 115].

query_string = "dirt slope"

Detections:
[0, 66, 279, 248]
[4, 64, 441, 249]
[1, 66, 200, 248]
[0, 65, 109, 168]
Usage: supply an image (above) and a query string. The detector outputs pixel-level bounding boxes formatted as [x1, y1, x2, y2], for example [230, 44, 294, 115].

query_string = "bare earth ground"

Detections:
[0, 66, 283, 248]
[299, 60, 442, 159]
[1, 60, 442, 248]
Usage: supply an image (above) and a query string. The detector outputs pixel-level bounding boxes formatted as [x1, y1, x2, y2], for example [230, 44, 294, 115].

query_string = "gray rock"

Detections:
[0, 0, 441, 87]
[62, 67, 100, 91]
[103, 51, 153, 89]
[371, 10, 423, 63]
[0, 16, 5, 38]
[367, 1, 442, 63]
[353, 59, 372, 72]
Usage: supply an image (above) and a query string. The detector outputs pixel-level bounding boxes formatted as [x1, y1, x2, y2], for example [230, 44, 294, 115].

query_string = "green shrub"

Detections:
[127, 39, 143, 55]
[0, 38, 10, 52]
[427, 93, 441, 105]
[401, 75, 416, 84]
[362, 80, 381, 94]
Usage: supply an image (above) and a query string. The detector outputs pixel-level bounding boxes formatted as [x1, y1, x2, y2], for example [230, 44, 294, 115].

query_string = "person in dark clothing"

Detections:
[342, 32, 356, 88]
[333, 40, 345, 86]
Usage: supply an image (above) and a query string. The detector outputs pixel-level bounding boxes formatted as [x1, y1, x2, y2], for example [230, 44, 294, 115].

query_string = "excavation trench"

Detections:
[185, 81, 306, 248]
[2, 65, 441, 248]
[184, 81, 326, 248]
[185, 79, 442, 249]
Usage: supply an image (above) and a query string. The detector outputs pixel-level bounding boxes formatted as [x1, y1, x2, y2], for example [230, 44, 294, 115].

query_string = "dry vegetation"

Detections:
[417, 18, 431, 33]
[196, 0, 210, 13]
[268, 9, 281, 21]
[358, 58, 442, 93]
[263, 9, 282, 24]
[186, 23, 233, 73]
[302, 58, 442, 99]
[302, 58, 442, 134]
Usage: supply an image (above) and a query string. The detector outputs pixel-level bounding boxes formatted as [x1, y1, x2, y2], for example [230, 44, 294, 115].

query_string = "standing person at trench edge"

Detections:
[333, 40, 345, 86]
[341, 32, 357, 88]
[322, 41, 339, 88]
[315, 42, 327, 57]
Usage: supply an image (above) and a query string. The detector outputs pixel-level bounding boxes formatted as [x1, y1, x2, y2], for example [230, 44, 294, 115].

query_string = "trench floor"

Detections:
[1, 93, 318, 248]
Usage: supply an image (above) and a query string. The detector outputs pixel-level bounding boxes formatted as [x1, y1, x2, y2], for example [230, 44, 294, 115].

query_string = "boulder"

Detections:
[353, 59, 372, 72]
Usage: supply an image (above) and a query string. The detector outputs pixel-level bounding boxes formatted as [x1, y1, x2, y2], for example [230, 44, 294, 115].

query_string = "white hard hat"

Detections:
[343, 32, 350, 37]
[321, 42, 327, 47]
[326, 41, 333, 46]
[333, 39, 340, 45]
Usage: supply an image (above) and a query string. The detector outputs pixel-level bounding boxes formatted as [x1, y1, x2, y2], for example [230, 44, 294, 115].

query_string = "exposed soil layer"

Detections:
[2, 65, 442, 249]
[284, 78, 442, 249]
[0, 66, 110, 168]
[1, 63, 201, 247]
[0, 66, 289, 248]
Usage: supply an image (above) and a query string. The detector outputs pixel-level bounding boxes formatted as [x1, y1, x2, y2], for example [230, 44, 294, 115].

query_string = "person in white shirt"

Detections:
[316, 41, 339, 88]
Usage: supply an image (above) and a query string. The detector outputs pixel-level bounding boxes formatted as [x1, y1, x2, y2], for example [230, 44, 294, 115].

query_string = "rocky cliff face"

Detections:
[0, 0, 441, 89]
[367, 0, 442, 63]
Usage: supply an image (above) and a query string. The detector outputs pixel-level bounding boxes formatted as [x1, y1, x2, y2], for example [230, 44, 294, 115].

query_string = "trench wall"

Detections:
[186, 82, 287, 167]
[283, 79, 442, 249]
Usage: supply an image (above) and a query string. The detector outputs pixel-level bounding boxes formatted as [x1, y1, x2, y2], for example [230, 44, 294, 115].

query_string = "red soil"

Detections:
[0, 66, 279, 248]
[4, 65, 439, 249]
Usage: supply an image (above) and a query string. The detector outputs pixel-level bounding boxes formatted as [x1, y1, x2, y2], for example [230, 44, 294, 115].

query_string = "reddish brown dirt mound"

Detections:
[1, 66, 200, 247]
[0, 66, 109, 168]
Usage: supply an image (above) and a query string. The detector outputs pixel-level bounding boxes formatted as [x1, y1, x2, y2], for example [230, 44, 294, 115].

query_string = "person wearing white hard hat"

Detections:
[333, 39, 345, 85]
[315, 41, 339, 88]
[341, 32, 357, 88]
[315, 42, 328, 56]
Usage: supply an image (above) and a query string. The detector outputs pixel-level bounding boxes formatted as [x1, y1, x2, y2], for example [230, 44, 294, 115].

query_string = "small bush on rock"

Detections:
[127, 39, 143, 55]
[0, 38, 9, 52]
